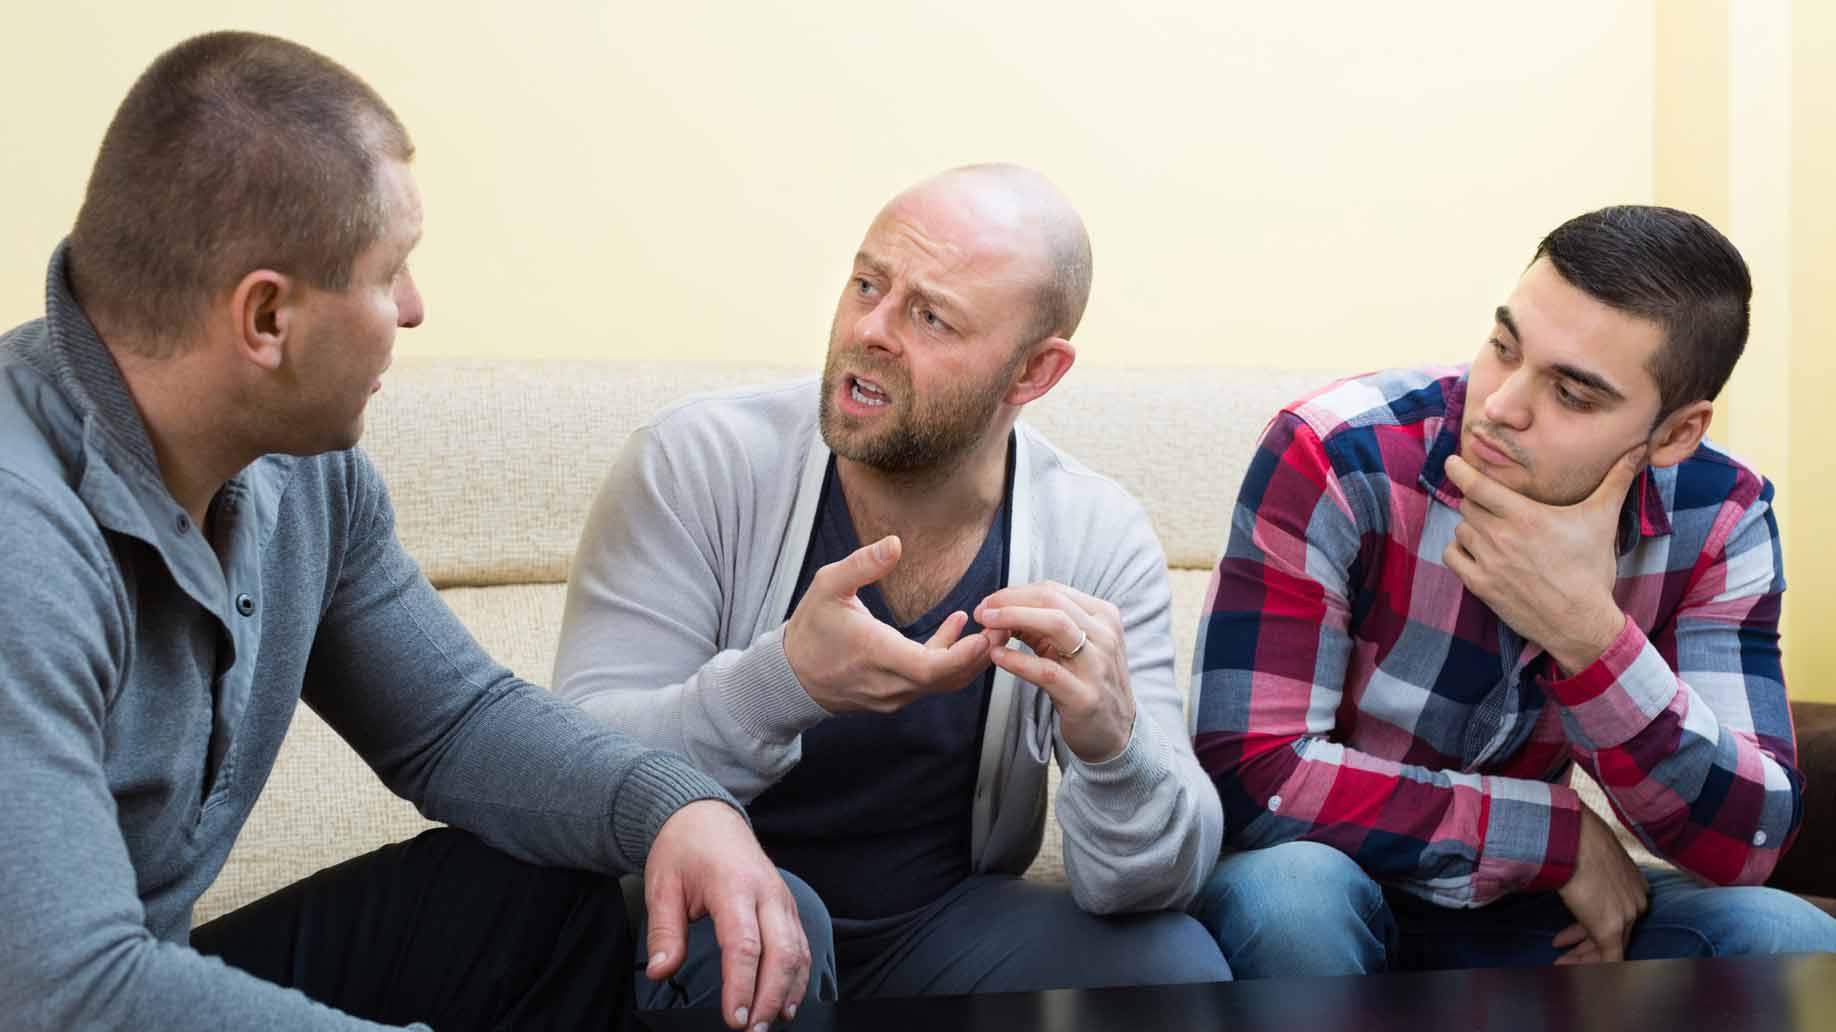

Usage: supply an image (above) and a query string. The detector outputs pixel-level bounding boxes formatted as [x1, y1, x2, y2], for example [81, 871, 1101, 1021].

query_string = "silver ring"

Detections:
[1061, 630, 1089, 661]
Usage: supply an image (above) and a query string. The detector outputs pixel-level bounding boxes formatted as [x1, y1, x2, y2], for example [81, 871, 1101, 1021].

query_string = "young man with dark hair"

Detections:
[0, 32, 816, 1031]
[1189, 205, 1836, 975]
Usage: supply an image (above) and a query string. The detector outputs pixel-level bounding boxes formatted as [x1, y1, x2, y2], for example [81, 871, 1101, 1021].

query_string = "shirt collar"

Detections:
[40, 240, 170, 489]
[1420, 371, 1673, 554]
[32, 241, 255, 619]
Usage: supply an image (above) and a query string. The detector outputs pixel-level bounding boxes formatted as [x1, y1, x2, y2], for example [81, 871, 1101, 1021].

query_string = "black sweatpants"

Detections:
[191, 828, 634, 1031]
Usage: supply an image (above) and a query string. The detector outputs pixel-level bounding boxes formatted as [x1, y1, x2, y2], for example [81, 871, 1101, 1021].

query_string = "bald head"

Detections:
[887, 164, 1092, 343]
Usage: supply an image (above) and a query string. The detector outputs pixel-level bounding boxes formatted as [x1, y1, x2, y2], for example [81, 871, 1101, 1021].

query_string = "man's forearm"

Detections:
[565, 627, 827, 804]
[1547, 620, 1799, 885]
[399, 678, 740, 873]
[1202, 727, 1583, 907]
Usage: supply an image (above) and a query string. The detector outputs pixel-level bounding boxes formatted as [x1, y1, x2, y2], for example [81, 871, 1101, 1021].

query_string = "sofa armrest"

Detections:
[1767, 701, 1836, 898]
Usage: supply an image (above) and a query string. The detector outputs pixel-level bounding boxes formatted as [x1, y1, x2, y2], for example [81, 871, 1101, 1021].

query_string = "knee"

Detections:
[1125, 911, 1234, 984]
[1190, 842, 1387, 977]
[1194, 841, 1382, 934]
[1696, 887, 1836, 957]
[1035, 899, 1232, 988]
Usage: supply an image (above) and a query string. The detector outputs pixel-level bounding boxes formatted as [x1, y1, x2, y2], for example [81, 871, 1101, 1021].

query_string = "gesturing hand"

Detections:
[783, 535, 997, 715]
[1552, 805, 1650, 965]
[974, 581, 1136, 764]
[1441, 446, 1645, 676]
[644, 800, 811, 1031]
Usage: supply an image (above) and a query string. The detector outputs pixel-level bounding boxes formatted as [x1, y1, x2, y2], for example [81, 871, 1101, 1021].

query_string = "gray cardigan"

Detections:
[0, 247, 735, 1031]
[553, 381, 1223, 914]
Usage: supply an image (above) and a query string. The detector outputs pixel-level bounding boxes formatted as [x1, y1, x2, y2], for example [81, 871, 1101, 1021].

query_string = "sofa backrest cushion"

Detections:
[362, 361, 1346, 586]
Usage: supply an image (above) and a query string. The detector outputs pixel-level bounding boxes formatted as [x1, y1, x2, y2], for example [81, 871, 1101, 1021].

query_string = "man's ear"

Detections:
[1004, 337, 1076, 407]
[228, 269, 295, 373]
[1647, 399, 1713, 468]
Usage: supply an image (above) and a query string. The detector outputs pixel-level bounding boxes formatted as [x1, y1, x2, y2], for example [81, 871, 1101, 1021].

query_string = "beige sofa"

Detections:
[192, 359, 1658, 926]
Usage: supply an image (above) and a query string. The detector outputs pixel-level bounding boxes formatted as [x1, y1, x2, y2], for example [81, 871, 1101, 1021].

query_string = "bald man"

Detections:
[553, 165, 1229, 998]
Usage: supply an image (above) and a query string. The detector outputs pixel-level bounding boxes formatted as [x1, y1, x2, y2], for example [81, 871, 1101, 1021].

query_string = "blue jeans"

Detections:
[1189, 841, 1836, 978]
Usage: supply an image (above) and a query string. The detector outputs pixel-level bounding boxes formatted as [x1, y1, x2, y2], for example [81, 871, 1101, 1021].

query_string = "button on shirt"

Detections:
[1192, 366, 1800, 907]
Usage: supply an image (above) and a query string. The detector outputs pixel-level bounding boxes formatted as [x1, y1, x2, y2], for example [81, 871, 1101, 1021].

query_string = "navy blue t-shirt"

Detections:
[748, 451, 1011, 920]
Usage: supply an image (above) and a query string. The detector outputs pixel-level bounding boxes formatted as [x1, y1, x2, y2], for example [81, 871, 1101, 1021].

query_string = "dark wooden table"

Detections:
[635, 953, 1836, 1031]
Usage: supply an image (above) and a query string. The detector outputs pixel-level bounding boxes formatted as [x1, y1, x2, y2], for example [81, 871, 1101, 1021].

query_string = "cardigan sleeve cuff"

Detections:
[1063, 708, 1172, 811]
[718, 625, 832, 746]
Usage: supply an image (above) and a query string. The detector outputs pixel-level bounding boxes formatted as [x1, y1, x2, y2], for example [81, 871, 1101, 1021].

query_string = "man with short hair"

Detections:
[1189, 205, 1836, 975]
[0, 32, 815, 1031]
[553, 164, 1230, 997]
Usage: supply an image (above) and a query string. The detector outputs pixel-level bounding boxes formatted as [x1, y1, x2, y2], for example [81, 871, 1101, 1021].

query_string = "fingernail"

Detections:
[649, 951, 667, 968]
[872, 540, 889, 562]
[754, 1024, 770, 1032]
[786, 1003, 799, 1019]
[736, 1007, 749, 1025]
[982, 606, 1000, 619]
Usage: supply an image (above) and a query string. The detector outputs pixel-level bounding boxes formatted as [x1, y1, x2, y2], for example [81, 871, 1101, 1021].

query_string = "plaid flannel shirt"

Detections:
[1192, 365, 1800, 907]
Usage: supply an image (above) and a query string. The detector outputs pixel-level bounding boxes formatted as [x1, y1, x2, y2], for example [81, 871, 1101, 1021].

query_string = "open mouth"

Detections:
[849, 374, 891, 408]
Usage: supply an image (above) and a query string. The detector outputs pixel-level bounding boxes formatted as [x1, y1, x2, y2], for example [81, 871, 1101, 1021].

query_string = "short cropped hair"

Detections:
[1533, 206, 1751, 418]
[1028, 219, 1093, 344]
[68, 31, 413, 354]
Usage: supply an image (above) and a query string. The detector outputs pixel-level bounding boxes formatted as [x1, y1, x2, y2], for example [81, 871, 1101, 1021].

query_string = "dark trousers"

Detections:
[191, 828, 634, 1031]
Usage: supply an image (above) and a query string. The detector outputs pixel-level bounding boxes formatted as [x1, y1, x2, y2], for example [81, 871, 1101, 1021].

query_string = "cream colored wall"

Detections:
[1652, 0, 1832, 703]
[1788, 2, 1836, 705]
[5, 2, 1653, 375]
[11, 5, 1829, 699]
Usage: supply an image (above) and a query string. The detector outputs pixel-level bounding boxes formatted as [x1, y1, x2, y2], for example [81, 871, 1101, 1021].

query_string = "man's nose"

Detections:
[1483, 369, 1533, 428]
[396, 268, 425, 329]
[852, 296, 901, 356]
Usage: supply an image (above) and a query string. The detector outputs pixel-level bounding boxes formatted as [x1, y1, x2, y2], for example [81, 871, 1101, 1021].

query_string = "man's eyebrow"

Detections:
[1551, 362, 1626, 401]
[1497, 304, 1627, 401]
[851, 252, 970, 322]
[911, 281, 970, 321]
[1494, 305, 1519, 340]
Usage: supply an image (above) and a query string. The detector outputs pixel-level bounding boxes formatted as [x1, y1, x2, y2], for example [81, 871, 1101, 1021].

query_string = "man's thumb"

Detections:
[823, 535, 901, 596]
[1590, 444, 1647, 509]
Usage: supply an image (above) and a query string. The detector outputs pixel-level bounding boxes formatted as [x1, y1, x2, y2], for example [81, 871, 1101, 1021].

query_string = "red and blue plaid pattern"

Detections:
[1193, 366, 1799, 907]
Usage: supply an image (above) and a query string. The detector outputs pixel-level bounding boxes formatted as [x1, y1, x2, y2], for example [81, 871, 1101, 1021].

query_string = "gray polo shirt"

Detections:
[0, 244, 735, 1030]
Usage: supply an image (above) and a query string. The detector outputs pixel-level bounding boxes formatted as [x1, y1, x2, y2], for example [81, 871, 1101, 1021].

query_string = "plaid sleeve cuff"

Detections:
[1472, 777, 1583, 902]
[1542, 615, 1680, 751]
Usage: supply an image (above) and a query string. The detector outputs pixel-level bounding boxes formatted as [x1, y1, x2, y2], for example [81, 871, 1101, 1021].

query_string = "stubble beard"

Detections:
[818, 341, 1020, 478]
[1466, 419, 1623, 507]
